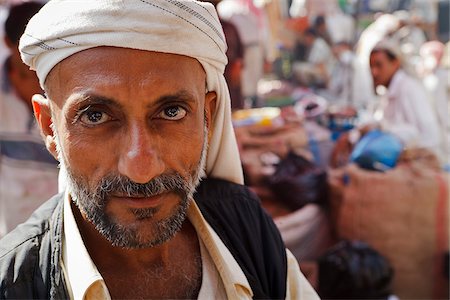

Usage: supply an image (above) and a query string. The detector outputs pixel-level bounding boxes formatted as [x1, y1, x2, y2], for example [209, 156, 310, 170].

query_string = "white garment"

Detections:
[197, 238, 228, 299]
[19, 0, 243, 185]
[423, 67, 449, 163]
[382, 69, 441, 150]
[307, 37, 335, 77]
[225, 12, 265, 98]
[275, 204, 333, 261]
[0, 62, 58, 237]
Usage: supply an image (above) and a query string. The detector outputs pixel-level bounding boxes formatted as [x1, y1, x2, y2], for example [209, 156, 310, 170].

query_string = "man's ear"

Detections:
[204, 91, 217, 139]
[32, 94, 58, 159]
[205, 91, 217, 125]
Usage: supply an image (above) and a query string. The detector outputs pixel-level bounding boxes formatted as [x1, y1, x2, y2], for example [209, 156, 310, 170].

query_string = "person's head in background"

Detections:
[314, 15, 326, 32]
[369, 40, 401, 88]
[4, 1, 43, 110]
[318, 240, 394, 299]
[313, 15, 331, 44]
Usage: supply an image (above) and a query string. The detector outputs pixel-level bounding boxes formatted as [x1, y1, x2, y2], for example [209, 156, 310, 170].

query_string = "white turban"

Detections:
[19, 0, 244, 185]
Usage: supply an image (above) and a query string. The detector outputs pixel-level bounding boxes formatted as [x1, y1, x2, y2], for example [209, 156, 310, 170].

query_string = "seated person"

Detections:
[0, 1, 58, 238]
[369, 39, 441, 152]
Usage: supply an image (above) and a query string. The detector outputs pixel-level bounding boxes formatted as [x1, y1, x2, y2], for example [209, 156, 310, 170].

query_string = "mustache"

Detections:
[97, 173, 192, 198]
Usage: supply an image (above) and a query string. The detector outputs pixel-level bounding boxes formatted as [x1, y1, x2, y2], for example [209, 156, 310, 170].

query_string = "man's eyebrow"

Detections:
[68, 93, 123, 110]
[152, 90, 198, 106]
[68, 90, 197, 110]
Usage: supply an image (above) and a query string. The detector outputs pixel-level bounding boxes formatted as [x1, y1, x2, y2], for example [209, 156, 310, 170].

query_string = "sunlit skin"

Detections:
[32, 47, 217, 298]
[369, 50, 400, 88]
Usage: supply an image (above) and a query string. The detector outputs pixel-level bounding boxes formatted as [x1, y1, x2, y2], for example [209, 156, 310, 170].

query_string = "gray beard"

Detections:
[55, 124, 208, 249]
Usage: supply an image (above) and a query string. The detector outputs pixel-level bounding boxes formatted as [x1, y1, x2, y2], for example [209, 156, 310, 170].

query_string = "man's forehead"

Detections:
[45, 47, 207, 102]
[60, 46, 204, 70]
[370, 50, 389, 60]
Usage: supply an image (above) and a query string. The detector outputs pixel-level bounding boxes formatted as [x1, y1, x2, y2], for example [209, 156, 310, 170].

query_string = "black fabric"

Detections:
[194, 178, 288, 299]
[0, 193, 69, 299]
[0, 179, 288, 299]
[268, 151, 328, 211]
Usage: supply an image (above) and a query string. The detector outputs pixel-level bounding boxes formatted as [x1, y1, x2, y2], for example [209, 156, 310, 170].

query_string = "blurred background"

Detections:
[0, 0, 449, 299]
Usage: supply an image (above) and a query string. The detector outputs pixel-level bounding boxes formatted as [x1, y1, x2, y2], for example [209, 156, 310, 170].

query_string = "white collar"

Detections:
[61, 192, 252, 299]
[62, 190, 110, 300]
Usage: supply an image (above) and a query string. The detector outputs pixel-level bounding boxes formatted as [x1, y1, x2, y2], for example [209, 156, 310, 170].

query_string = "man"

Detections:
[0, 1, 58, 238]
[0, 1, 318, 299]
[221, 19, 245, 109]
[293, 28, 335, 88]
[369, 40, 440, 150]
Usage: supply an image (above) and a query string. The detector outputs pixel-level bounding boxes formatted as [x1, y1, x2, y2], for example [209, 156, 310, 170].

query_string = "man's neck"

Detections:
[70, 201, 202, 299]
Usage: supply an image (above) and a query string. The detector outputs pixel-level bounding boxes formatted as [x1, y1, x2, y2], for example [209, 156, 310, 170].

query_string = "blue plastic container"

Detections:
[349, 130, 403, 172]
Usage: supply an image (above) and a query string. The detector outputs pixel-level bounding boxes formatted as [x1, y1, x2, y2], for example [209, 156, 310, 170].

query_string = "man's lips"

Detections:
[110, 192, 168, 209]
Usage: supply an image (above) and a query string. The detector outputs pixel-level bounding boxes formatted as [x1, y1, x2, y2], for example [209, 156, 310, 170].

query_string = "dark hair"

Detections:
[318, 240, 394, 299]
[371, 48, 398, 61]
[304, 27, 317, 37]
[5, 1, 43, 44]
[314, 15, 326, 27]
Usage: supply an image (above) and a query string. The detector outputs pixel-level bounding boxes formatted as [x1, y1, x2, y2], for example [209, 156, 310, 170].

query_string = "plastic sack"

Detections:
[318, 240, 394, 299]
[269, 152, 327, 211]
[349, 129, 403, 172]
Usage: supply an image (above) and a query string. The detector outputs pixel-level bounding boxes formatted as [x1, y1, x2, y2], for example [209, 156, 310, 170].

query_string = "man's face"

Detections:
[369, 50, 400, 88]
[44, 47, 215, 248]
[8, 45, 42, 105]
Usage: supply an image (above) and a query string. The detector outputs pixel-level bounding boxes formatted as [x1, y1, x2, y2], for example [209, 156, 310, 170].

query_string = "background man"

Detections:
[0, 1, 58, 238]
[0, 1, 318, 299]
[369, 39, 441, 152]
[293, 27, 335, 88]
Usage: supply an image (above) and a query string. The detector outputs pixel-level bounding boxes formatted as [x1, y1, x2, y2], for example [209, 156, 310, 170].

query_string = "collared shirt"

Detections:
[62, 191, 319, 300]
[383, 69, 441, 150]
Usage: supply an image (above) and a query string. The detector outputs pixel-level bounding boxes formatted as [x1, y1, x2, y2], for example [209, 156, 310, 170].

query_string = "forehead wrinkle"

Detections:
[137, 56, 206, 89]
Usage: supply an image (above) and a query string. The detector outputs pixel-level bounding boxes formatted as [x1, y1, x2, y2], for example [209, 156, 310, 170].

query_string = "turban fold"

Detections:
[19, 0, 244, 185]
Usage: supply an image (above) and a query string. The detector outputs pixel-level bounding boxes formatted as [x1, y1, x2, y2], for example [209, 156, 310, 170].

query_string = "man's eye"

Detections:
[159, 106, 187, 120]
[80, 110, 111, 125]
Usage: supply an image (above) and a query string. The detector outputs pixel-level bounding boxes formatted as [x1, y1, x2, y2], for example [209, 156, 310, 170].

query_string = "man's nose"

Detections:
[118, 123, 164, 184]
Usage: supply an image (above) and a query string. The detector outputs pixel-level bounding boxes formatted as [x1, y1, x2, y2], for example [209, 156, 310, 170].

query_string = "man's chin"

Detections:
[95, 220, 177, 249]
[92, 202, 190, 249]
